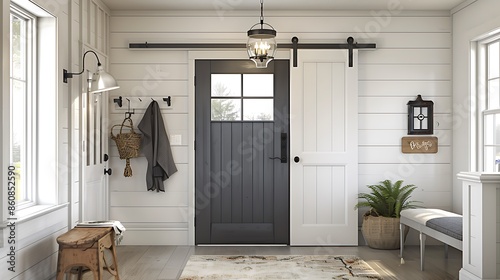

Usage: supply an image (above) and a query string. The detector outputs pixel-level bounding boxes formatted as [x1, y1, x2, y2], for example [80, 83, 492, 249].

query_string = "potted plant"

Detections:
[355, 179, 421, 249]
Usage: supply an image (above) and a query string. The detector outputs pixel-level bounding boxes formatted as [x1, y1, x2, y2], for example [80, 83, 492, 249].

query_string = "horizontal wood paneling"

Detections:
[359, 49, 451, 65]
[359, 114, 453, 130]
[111, 49, 188, 63]
[358, 129, 451, 146]
[359, 97, 451, 113]
[359, 164, 452, 192]
[109, 111, 188, 131]
[359, 65, 452, 81]
[110, 64, 188, 80]
[0, 206, 68, 279]
[359, 81, 452, 97]
[359, 147, 451, 164]
[120, 229, 189, 245]
[110, 207, 188, 223]
[110, 80, 188, 96]
[111, 192, 187, 207]
[110, 16, 451, 33]
[110, 163, 188, 192]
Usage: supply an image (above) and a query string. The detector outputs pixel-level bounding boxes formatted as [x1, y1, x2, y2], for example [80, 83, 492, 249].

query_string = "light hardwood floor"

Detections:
[84, 245, 461, 280]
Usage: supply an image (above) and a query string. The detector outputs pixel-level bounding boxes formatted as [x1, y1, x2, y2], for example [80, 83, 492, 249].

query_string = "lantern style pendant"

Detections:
[247, 0, 277, 68]
[407, 94, 434, 135]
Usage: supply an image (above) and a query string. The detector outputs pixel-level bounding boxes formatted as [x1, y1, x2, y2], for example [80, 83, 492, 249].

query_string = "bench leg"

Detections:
[399, 223, 405, 258]
[420, 232, 426, 271]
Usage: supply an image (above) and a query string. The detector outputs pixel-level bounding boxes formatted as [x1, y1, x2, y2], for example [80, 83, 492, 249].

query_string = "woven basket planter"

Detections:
[361, 214, 409, 250]
[111, 118, 141, 177]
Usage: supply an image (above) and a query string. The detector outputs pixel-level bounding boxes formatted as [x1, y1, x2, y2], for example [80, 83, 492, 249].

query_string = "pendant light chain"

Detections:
[260, 0, 264, 26]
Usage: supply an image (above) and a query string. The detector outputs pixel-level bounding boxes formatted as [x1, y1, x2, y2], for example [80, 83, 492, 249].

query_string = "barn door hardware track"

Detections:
[129, 36, 376, 67]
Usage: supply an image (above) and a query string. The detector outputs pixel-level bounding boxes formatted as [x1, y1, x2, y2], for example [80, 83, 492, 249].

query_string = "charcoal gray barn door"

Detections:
[195, 60, 289, 244]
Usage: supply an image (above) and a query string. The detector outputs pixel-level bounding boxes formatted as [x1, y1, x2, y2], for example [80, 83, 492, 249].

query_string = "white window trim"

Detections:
[4, 1, 58, 221]
[474, 33, 500, 172]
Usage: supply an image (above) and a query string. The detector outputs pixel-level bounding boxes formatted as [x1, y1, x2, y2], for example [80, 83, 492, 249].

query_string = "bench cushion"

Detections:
[400, 208, 461, 225]
[426, 217, 462, 241]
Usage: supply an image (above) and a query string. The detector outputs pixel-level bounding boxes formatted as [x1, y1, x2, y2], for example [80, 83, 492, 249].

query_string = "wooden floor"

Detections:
[83, 245, 461, 280]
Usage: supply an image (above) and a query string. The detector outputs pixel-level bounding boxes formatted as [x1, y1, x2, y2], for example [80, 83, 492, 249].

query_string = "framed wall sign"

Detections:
[407, 95, 433, 135]
[402, 136, 438, 153]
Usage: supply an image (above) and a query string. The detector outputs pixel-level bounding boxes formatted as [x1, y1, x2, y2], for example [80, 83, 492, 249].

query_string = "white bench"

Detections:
[399, 209, 462, 271]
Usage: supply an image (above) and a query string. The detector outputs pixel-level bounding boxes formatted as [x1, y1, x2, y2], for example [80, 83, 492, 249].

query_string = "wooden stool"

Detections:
[56, 227, 120, 280]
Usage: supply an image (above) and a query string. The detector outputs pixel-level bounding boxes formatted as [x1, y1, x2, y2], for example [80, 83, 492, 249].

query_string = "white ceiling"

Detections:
[100, 0, 471, 12]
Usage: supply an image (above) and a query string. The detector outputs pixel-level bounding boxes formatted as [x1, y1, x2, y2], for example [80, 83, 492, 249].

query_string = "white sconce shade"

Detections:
[90, 65, 120, 93]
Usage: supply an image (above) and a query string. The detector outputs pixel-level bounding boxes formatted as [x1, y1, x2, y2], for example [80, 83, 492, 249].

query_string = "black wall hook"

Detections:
[113, 96, 123, 107]
[163, 96, 171, 106]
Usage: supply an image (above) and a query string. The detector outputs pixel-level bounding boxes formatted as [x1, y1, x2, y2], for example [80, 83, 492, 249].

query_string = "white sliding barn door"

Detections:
[290, 50, 358, 245]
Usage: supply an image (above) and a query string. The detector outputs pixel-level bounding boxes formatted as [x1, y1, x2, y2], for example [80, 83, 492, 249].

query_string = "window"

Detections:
[211, 74, 274, 121]
[10, 5, 36, 208]
[477, 37, 500, 172]
[5, 2, 57, 214]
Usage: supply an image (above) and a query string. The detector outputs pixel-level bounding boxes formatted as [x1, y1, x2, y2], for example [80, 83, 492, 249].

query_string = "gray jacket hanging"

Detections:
[138, 101, 177, 192]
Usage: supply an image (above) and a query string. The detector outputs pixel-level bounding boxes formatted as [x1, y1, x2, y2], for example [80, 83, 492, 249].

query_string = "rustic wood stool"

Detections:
[56, 227, 120, 280]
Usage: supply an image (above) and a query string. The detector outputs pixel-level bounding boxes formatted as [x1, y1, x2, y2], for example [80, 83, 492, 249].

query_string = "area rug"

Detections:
[179, 255, 382, 279]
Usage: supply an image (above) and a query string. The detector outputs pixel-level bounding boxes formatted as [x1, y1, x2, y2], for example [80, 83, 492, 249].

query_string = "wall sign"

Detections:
[402, 136, 438, 154]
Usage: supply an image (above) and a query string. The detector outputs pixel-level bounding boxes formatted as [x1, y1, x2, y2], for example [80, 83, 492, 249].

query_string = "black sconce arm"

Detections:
[63, 50, 102, 83]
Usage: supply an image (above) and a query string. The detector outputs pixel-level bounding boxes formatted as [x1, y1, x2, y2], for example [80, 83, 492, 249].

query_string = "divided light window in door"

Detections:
[210, 74, 274, 121]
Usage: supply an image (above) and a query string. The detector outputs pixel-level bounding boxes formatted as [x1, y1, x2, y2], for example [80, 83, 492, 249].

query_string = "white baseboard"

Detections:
[120, 228, 189, 245]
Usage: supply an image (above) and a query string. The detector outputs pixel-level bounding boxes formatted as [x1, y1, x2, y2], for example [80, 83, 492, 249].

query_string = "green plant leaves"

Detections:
[355, 179, 421, 218]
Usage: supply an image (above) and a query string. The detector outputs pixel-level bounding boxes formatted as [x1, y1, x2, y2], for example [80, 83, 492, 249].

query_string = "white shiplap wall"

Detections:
[108, 10, 452, 245]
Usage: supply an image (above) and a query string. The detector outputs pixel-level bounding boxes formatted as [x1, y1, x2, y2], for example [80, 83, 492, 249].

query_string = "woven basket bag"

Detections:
[110, 118, 141, 177]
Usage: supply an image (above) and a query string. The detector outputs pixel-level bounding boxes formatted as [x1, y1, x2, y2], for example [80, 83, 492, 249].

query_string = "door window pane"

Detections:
[243, 74, 273, 97]
[211, 74, 241, 97]
[211, 99, 241, 121]
[243, 99, 273, 120]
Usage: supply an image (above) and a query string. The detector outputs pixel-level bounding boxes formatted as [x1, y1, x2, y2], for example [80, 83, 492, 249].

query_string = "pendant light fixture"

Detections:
[247, 0, 277, 68]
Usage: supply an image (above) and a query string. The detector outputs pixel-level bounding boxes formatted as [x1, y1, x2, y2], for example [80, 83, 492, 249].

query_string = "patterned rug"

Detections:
[179, 255, 383, 279]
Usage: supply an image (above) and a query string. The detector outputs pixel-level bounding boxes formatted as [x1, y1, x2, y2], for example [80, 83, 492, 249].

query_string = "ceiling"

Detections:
[101, 0, 471, 12]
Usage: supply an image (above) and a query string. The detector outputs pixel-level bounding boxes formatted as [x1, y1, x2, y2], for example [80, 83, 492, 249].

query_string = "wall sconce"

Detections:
[407, 94, 433, 135]
[63, 50, 119, 93]
[246, 0, 277, 68]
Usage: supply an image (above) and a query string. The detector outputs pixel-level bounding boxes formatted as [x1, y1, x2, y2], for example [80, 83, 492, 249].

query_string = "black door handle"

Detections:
[280, 133, 287, 163]
[294, 156, 300, 163]
[268, 133, 287, 163]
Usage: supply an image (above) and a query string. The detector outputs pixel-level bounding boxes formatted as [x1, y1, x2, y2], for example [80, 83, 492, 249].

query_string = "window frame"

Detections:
[210, 73, 275, 121]
[9, 4, 37, 209]
[476, 34, 500, 172]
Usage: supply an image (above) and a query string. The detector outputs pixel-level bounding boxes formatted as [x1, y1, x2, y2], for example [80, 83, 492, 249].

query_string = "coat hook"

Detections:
[113, 96, 123, 107]
[124, 98, 134, 119]
[163, 96, 171, 106]
[138, 97, 142, 102]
